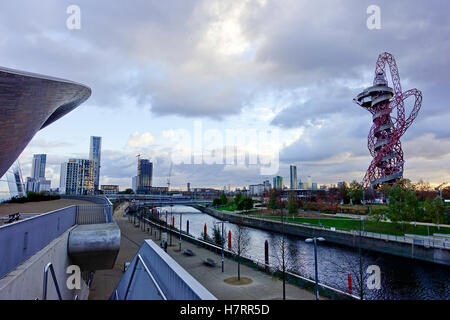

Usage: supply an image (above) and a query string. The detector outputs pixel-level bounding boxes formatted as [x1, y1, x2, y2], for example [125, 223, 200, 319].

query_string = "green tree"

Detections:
[267, 189, 279, 214]
[338, 182, 350, 204]
[287, 192, 299, 214]
[387, 179, 419, 230]
[220, 192, 228, 205]
[348, 180, 364, 205]
[237, 196, 253, 211]
[119, 188, 134, 194]
[368, 206, 388, 224]
[234, 193, 243, 206]
[212, 224, 224, 246]
[212, 198, 221, 207]
[378, 183, 392, 202]
[424, 196, 446, 228]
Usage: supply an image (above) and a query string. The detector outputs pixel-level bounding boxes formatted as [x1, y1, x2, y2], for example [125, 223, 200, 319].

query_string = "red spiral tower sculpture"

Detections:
[354, 52, 422, 189]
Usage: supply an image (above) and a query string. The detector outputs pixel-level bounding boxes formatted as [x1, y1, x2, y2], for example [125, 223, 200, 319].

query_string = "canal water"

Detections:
[155, 205, 450, 300]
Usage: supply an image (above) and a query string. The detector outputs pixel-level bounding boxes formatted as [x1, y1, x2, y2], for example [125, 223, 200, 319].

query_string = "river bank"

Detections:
[194, 205, 450, 266]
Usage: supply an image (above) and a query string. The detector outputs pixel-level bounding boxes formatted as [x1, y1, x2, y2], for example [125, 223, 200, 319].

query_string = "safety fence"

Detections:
[0, 206, 76, 280]
[0, 199, 114, 280]
[244, 214, 450, 250]
[128, 212, 359, 300]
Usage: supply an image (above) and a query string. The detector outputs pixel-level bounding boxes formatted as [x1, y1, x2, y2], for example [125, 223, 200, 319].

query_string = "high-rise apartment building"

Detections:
[26, 154, 51, 193]
[60, 159, 94, 195]
[132, 176, 137, 193]
[137, 159, 153, 194]
[249, 184, 264, 196]
[306, 176, 312, 190]
[290, 165, 297, 189]
[263, 180, 271, 192]
[273, 176, 283, 190]
[89, 136, 102, 191]
[31, 154, 46, 179]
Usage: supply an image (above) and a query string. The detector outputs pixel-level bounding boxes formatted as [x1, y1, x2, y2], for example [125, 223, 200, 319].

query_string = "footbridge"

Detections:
[106, 194, 212, 207]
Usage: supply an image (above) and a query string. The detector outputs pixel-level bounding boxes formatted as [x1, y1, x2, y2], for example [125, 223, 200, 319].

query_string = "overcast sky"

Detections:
[0, 0, 449, 191]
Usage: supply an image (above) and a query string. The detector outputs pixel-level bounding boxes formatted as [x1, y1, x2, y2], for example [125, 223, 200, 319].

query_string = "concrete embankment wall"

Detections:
[0, 227, 89, 300]
[194, 206, 450, 267]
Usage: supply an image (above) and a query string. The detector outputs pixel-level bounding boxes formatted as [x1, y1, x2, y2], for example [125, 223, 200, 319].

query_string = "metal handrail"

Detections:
[136, 214, 359, 299]
[242, 213, 450, 250]
[123, 254, 167, 300]
[42, 263, 62, 300]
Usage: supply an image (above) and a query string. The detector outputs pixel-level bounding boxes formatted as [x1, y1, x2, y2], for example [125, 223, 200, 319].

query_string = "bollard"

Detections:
[348, 274, 352, 295]
[265, 240, 269, 272]
[228, 230, 232, 251]
[204, 224, 207, 240]
[187, 220, 190, 235]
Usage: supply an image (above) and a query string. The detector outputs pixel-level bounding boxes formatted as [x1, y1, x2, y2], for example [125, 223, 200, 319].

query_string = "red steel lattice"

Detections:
[354, 52, 423, 188]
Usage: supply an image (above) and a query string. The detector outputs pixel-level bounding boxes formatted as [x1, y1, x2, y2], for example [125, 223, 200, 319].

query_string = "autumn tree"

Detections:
[414, 180, 435, 202]
[442, 186, 450, 200]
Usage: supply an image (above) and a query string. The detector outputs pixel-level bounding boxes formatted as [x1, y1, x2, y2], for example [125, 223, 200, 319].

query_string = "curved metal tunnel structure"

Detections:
[0, 67, 91, 178]
[0, 68, 121, 297]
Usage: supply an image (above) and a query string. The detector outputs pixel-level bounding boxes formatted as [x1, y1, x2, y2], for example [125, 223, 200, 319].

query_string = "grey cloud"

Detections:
[1, 0, 448, 186]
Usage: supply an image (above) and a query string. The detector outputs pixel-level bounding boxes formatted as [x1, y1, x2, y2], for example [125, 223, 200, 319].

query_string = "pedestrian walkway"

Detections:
[89, 203, 320, 300]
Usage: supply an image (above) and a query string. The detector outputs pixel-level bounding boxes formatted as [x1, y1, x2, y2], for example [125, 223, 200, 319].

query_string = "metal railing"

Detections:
[123, 254, 167, 300]
[134, 214, 358, 300]
[42, 263, 62, 300]
[0, 206, 77, 280]
[75, 204, 108, 224]
[0, 201, 114, 281]
[243, 213, 450, 250]
[62, 195, 113, 223]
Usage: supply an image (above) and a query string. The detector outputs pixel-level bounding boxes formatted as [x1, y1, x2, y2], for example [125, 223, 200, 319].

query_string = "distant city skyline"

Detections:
[0, 1, 449, 193]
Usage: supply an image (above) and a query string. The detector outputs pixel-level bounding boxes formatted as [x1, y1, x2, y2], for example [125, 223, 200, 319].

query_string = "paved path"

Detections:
[89, 203, 320, 300]
[0, 199, 91, 217]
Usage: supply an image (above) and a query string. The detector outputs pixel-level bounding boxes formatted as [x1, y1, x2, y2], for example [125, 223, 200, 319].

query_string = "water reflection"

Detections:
[153, 205, 450, 300]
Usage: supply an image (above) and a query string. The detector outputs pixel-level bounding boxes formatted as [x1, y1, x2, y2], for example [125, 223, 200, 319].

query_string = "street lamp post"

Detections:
[305, 237, 325, 300]
[215, 221, 228, 272]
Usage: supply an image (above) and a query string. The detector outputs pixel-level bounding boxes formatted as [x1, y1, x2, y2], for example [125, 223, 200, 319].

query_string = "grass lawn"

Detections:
[253, 214, 450, 237]
[216, 204, 238, 211]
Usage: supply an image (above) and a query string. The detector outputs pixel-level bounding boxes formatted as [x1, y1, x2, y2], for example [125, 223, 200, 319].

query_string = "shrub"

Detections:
[4, 192, 60, 204]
